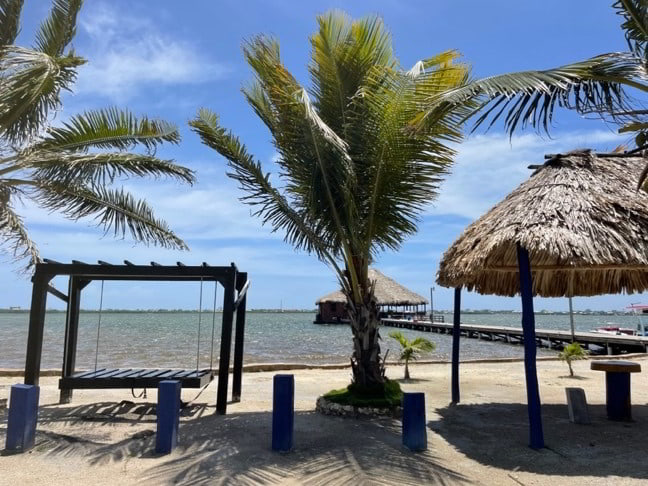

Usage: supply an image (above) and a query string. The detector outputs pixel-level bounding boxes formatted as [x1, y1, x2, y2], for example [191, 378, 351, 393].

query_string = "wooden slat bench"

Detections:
[59, 368, 214, 390]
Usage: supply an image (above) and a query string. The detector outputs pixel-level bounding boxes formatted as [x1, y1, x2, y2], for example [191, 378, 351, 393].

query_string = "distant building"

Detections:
[9, 306, 21, 311]
[314, 268, 428, 324]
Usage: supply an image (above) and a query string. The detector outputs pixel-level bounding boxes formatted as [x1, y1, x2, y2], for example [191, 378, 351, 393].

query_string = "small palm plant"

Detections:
[559, 342, 588, 377]
[388, 331, 435, 380]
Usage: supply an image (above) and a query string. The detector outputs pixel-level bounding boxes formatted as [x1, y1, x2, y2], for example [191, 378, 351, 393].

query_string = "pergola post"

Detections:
[60, 277, 82, 403]
[232, 272, 248, 402]
[451, 286, 462, 404]
[516, 244, 544, 449]
[24, 273, 52, 386]
[216, 265, 237, 414]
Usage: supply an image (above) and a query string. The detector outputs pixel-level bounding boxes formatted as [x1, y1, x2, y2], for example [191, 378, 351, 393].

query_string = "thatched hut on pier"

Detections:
[437, 150, 648, 449]
[315, 268, 428, 323]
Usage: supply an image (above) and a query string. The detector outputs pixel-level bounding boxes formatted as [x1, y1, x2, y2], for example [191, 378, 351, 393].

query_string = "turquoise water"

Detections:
[0, 311, 641, 369]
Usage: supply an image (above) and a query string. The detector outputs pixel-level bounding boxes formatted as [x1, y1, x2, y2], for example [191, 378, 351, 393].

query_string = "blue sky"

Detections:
[0, 0, 641, 312]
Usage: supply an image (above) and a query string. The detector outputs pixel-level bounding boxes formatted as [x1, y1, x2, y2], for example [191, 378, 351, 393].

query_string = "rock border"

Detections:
[316, 396, 402, 419]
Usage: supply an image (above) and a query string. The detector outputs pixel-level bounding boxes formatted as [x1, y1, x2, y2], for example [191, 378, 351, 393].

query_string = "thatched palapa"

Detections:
[315, 268, 427, 323]
[437, 150, 648, 297]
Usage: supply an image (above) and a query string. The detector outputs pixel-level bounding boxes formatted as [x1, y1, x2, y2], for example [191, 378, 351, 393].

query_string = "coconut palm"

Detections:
[190, 11, 641, 390]
[0, 0, 195, 271]
[558, 342, 588, 377]
[388, 331, 435, 380]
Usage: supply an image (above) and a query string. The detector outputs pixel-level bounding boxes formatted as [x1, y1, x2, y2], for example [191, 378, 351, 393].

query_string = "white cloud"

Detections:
[74, 2, 230, 101]
[430, 129, 627, 220]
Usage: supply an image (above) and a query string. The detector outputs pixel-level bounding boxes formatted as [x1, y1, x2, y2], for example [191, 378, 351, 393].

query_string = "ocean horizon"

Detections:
[1, 311, 642, 370]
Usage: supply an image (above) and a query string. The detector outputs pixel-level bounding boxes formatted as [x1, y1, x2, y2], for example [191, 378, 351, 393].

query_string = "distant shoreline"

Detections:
[0, 308, 635, 315]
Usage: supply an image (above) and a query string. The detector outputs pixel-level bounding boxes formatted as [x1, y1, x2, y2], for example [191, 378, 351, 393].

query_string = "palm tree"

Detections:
[0, 0, 195, 271]
[558, 342, 588, 377]
[388, 331, 435, 380]
[190, 11, 641, 390]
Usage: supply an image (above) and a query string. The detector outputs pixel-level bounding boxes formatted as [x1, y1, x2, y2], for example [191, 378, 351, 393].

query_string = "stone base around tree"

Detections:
[316, 396, 402, 419]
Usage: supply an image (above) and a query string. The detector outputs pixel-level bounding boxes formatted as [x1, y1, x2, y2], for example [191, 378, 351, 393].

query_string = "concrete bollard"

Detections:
[5, 384, 40, 452]
[156, 380, 181, 454]
[565, 387, 591, 424]
[272, 374, 294, 452]
[402, 392, 427, 451]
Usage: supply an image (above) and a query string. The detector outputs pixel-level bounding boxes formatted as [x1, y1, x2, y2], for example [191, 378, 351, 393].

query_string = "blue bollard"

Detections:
[272, 374, 294, 452]
[156, 380, 181, 454]
[403, 392, 427, 451]
[5, 384, 40, 452]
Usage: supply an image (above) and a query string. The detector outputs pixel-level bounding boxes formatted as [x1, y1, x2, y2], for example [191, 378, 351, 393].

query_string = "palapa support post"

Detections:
[451, 286, 462, 404]
[402, 392, 427, 451]
[216, 265, 237, 415]
[232, 272, 248, 402]
[5, 384, 40, 452]
[272, 374, 294, 452]
[156, 380, 181, 454]
[516, 244, 545, 449]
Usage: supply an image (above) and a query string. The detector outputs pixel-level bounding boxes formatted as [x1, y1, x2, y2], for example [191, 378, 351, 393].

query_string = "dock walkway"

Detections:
[381, 318, 648, 354]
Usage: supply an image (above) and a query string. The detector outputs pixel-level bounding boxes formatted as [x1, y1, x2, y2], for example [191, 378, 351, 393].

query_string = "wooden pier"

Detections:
[381, 318, 648, 355]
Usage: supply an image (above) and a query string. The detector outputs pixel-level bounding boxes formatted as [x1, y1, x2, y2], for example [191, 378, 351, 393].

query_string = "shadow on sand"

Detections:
[2, 401, 467, 485]
[431, 401, 648, 481]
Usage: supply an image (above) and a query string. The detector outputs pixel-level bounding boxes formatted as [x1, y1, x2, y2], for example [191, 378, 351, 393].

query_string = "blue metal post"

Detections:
[5, 384, 40, 452]
[272, 374, 294, 452]
[402, 392, 427, 451]
[517, 244, 544, 449]
[605, 372, 632, 421]
[156, 380, 181, 454]
[451, 287, 462, 404]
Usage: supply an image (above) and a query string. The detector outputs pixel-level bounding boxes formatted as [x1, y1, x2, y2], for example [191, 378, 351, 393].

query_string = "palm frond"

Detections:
[413, 52, 648, 136]
[189, 108, 340, 266]
[614, 0, 648, 59]
[34, 0, 82, 56]
[34, 108, 182, 152]
[0, 0, 24, 46]
[33, 180, 188, 250]
[410, 337, 435, 353]
[0, 46, 84, 145]
[0, 186, 40, 270]
[23, 151, 195, 187]
[388, 330, 408, 348]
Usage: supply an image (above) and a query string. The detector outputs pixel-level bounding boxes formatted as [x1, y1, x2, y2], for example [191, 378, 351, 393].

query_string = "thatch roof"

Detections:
[437, 150, 648, 297]
[316, 268, 428, 305]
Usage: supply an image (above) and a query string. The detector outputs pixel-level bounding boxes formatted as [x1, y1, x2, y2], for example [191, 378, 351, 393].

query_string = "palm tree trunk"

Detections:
[568, 360, 574, 377]
[347, 289, 385, 388]
[404, 360, 410, 380]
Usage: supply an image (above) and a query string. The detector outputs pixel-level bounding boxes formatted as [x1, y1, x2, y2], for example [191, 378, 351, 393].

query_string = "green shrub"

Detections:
[323, 379, 403, 408]
[558, 342, 588, 377]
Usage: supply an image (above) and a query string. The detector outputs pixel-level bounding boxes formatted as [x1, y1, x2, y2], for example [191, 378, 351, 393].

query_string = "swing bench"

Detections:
[24, 260, 249, 415]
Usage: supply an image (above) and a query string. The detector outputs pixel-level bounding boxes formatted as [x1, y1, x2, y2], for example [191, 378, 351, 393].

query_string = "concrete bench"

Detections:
[591, 360, 641, 421]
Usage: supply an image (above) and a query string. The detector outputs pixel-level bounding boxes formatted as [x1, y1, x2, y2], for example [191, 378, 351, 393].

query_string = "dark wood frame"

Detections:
[23, 259, 249, 415]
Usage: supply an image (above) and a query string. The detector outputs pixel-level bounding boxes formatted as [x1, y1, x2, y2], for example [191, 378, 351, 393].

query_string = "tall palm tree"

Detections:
[190, 11, 641, 389]
[0, 0, 195, 271]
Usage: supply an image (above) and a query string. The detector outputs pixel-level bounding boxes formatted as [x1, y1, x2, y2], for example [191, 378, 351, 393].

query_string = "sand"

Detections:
[1, 356, 648, 485]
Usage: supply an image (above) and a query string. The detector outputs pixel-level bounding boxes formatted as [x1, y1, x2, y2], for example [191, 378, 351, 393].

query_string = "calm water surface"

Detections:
[0, 312, 640, 369]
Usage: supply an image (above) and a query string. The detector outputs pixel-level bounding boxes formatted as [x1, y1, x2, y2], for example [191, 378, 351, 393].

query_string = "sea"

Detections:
[0, 311, 643, 369]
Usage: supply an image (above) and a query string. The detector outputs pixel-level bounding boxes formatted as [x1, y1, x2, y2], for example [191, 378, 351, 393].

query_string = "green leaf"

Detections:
[34, 0, 82, 56]
[33, 180, 189, 250]
[0, 0, 24, 46]
[24, 151, 195, 187]
[614, 0, 648, 60]
[35, 108, 182, 152]
[0, 188, 40, 271]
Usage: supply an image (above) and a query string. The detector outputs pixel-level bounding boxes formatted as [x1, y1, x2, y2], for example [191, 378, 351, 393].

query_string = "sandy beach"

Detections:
[1, 356, 648, 485]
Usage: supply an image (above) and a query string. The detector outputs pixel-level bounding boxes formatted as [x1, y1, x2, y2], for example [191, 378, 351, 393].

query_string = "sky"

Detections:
[0, 0, 642, 312]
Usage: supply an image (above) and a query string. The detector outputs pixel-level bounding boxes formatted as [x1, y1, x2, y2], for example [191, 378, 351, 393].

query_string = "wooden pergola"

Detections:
[24, 259, 249, 415]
